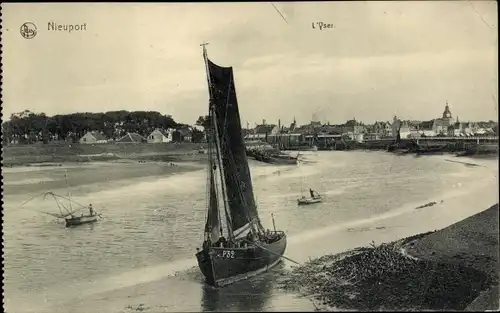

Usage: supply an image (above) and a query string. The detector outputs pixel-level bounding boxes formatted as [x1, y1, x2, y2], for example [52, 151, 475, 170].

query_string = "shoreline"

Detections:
[279, 204, 499, 311]
[1, 152, 208, 167]
[2, 142, 496, 168]
[1, 142, 208, 168]
[2, 159, 205, 197]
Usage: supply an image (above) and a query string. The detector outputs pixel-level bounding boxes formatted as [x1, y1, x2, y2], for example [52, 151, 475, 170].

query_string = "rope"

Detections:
[52, 194, 68, 216]
[19, 192, 47, 208]
[203, 127, 211, 234]
[207, 126, 224, 237]
[253, 242, 301, 265]
[19, 192, 73, 218]
[46, 193, 88, 209]
[19, 191, 103, 219]
[211, 105, 233, 238]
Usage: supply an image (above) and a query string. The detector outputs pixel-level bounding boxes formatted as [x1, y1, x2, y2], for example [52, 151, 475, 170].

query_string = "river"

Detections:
[3, 151, 498, 312]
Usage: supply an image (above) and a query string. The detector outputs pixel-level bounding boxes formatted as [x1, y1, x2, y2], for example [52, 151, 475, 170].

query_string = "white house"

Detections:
[147, 128, 173, 143]
[254, 123, 279, 136]
[344, 132, 364, 143]
[79, 131, 108, 144]
[447, 122, 478, 137]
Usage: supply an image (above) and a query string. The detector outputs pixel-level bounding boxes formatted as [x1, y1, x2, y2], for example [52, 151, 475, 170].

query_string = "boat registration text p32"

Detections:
[218, 250, 236, 259]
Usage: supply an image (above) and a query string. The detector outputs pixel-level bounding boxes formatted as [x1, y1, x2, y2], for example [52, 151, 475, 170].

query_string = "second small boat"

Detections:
[297, 188, 323, 206]
[297, 195, 322, 205]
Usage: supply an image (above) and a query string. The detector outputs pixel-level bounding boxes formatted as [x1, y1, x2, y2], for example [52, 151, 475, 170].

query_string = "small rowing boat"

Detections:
[65, 213, 99, 227]
[297, 161, 323, 206]
[297, 195, 323, 205]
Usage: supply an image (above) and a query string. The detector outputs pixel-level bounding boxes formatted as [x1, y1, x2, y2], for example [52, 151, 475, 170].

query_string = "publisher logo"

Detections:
[20, 22, 37, 39]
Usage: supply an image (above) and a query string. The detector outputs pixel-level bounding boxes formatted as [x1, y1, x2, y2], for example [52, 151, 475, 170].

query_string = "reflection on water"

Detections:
[201, 262, 284, 312]
[3, 152, 498, 313]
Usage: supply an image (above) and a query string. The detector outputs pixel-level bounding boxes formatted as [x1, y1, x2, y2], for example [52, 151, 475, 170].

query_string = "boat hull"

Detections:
[196, 232, 287, 287]
[415, 148, 446, 155]
[269, 155, 298, 165]
[297, 197, 322, 205]
[250, 152, 297, 165]
[65, 214, 98, 227]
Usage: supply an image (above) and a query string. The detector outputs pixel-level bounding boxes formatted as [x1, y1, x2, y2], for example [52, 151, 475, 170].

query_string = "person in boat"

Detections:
[203, 239, 211, 250]
[247, 231, 258, 243]
[89, 204, 94, 216]
[309, 188, 315, 198]
[265, 229, 274, 242]
[217, 236, 227, 248]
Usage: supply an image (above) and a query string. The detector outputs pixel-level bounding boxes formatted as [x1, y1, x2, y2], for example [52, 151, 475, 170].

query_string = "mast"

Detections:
[201, 43, 234, 240]
[299, 161, 304, 196]
[64, 170, 73, 213]
[277, 119, 281, 151]
[205, 128, 222, 241]
[201, 42, 216, 237]
[210, 128, 224, 236]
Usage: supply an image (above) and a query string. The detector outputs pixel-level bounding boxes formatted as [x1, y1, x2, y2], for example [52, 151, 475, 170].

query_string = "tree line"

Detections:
[1, 110, 206, 144]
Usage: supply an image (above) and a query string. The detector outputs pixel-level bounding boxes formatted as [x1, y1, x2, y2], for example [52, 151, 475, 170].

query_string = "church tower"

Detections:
[442, 101, 452, 119]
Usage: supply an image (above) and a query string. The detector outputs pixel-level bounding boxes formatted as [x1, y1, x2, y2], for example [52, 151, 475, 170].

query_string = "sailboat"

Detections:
[296, 162, 322, 205]
[195, 44, 287, 287]
[272, 123, 299, 165]
[297, 189, 322, 205]
[387, 122, 409, 154]
[20, 171, 100, 227]
[45, 191, 99, 227]
[61, 171, 99, 227]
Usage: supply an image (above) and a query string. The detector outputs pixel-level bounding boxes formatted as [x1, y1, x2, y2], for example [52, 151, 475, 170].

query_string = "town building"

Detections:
[288, 117, 297, 133]
[344, 132, 364, 142]
[342, 118, 365, 134]
[391, 116, 411, 139]
[363, 133, 381, 141]
[79, 131, 108, 144]
[417, 120, 437, 137]
[370, 121, 393, 137]
[432, 101, 454, 135]
[147, 128, 174, 143]
[253, 120, 279, 136]
[173, 127, 193, 142]
[116, 132, 146, 143]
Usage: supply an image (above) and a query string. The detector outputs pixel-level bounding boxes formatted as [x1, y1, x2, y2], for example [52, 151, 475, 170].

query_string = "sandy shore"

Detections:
[2, 143, 209, 197]
[279, 204, 499, 311]
[2, 142, 208, 167]
[2, 159, 205, 197]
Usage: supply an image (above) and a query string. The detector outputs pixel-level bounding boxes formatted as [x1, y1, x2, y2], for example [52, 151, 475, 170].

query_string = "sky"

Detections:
[1, 1, 498, 126]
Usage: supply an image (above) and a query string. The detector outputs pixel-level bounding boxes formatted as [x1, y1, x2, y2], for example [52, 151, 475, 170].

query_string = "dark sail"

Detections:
[207, 59, 259, 233]
[204, 167, 221, 242]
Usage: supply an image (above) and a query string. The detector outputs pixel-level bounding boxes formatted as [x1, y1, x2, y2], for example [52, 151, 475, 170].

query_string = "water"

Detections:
[3, 151, 498, 312]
